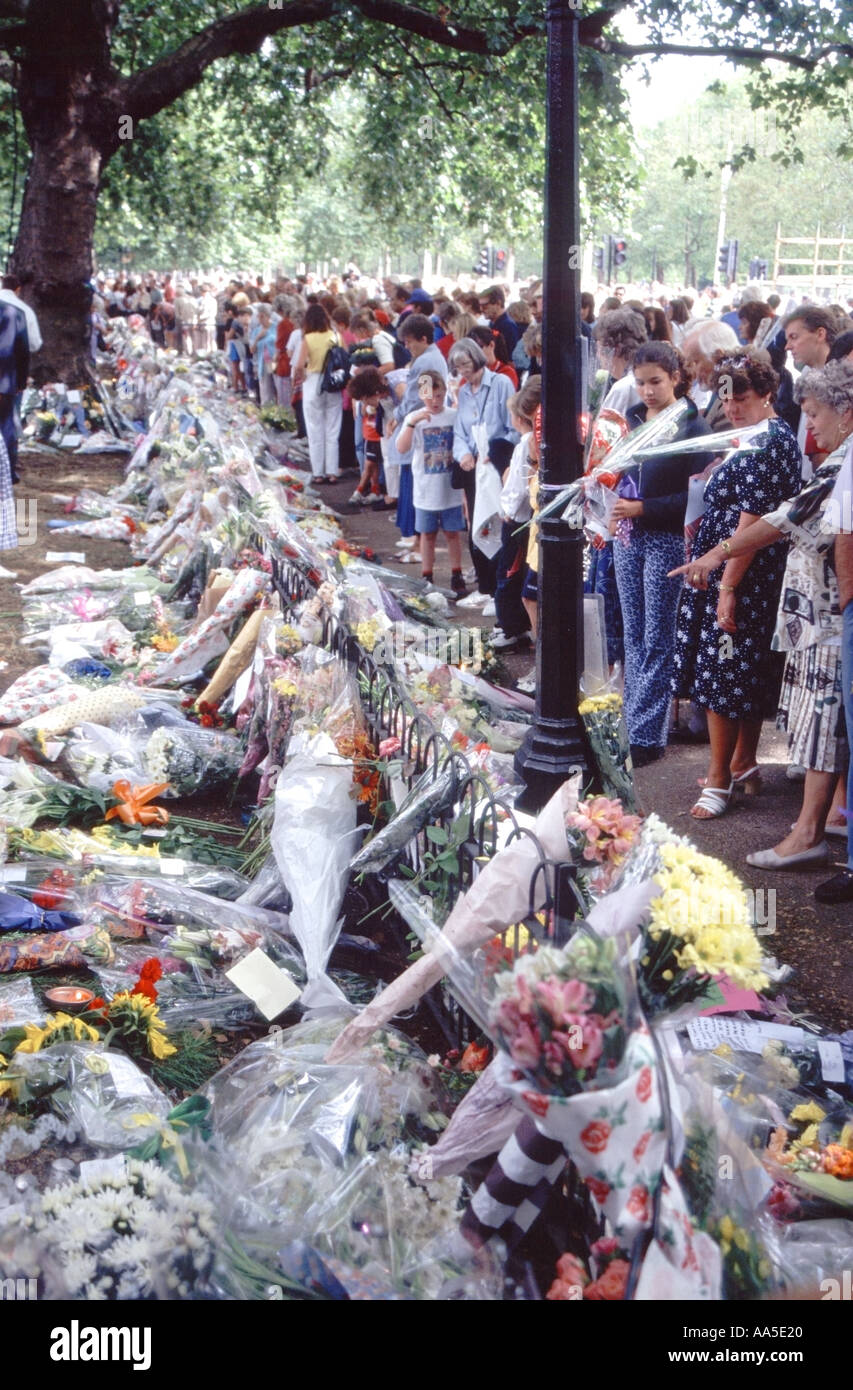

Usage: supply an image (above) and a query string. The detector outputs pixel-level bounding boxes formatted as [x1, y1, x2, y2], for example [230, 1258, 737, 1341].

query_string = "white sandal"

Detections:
[690, 782, 734, 819]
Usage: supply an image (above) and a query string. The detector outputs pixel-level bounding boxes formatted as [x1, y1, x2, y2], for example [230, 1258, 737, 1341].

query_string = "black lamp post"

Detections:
[514, 0, 596, 812]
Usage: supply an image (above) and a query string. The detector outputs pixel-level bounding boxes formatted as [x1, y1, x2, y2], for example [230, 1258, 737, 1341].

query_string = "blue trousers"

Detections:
[585, 542, 624, 667]
[612, 527, 684, 750]
[843, 602, 853, 870]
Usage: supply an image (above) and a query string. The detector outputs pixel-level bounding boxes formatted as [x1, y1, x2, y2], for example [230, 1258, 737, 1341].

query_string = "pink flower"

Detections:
[495, 997, 522, 1035]
[378, 736, 401, 757]
[533, 977, 592, 1025]
[555, 1253, 589, 1288]
[571, 1017, 604, 1071]
[509, 1022, 542, 1069]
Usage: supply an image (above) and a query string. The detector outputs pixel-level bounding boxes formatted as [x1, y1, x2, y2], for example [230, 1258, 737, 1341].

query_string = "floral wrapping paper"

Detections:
[467, 1029, 667, 1249]
[0, 667, 75, 725]
[149, 568, 269, 685]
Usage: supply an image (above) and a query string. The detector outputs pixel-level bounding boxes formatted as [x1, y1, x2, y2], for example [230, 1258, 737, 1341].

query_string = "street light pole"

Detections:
[514, 0, 595, 811]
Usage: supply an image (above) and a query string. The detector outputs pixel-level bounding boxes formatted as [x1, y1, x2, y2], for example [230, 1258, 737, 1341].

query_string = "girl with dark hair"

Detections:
[469, 324, 520, 388]
[643, 305, 672, 343]
[671, 351, 802, 815]
[609, 342, 713, 764]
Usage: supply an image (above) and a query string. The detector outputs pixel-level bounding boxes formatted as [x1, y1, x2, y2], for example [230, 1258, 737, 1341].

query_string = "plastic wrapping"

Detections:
[1, 1042, 170, 1146]
[271, 729, 361, 1010]
[197, 1015, 502, 1300]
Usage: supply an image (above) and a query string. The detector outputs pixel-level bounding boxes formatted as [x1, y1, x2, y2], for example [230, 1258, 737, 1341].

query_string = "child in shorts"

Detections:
[396, 369, 466, 594]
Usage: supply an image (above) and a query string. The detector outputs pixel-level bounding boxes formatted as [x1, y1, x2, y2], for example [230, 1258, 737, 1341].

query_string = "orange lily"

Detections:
[105, 780, 171, 827]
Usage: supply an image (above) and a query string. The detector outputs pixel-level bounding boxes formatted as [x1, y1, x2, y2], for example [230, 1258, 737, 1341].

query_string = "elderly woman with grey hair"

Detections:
[594, 308, 648, 417]
[449, 337, 519, 609]
[671, 359, 853, 866]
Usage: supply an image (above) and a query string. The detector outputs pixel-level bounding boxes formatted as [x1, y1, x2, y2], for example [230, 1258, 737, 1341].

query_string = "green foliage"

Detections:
[626, 71, 853, 285]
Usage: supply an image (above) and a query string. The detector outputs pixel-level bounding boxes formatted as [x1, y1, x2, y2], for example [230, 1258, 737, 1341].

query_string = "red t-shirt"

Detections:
[496, 361, 519, 389]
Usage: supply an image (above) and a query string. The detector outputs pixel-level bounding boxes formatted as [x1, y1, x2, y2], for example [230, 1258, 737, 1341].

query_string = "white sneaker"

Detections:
[455, 591, 489, 609]
[481, 599, 496, 617]
[395, 537, 416, 548]
[348, 489, 366, 504]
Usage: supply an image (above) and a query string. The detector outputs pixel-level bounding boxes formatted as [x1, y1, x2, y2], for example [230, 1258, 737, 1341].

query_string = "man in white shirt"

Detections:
[0, 274, 42, 352]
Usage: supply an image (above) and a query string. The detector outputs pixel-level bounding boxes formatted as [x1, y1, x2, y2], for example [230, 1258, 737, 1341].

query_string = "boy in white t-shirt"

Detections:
[396, 369, 467, 595]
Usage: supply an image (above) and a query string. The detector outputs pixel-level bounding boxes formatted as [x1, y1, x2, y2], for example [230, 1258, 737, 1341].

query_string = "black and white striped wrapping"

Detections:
[461, 1115, 566, 1250]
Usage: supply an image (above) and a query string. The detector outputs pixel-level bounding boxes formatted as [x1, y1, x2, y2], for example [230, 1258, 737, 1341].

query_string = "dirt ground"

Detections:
[0, 449, 130, 685]
[1, 450, 850, 1035]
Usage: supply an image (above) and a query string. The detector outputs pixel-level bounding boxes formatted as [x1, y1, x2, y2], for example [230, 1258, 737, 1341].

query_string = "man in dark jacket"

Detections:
[0, 299, 30, 484]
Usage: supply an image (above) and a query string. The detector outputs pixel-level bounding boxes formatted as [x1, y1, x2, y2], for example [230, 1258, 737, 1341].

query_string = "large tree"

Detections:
[0, 0, 850, 381]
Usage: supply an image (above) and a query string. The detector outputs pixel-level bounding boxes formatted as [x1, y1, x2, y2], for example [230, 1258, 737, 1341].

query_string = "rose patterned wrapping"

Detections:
[634, 1164, 722, 1300]
[48, 516, 136, 541]
[148, 568, 268, 686]
[0, 666, 72, 725]
[463, 1029, 667, 1253]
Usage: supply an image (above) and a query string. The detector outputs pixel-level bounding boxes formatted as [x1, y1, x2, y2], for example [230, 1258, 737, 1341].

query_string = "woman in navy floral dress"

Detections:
[672, 353, 802, 817]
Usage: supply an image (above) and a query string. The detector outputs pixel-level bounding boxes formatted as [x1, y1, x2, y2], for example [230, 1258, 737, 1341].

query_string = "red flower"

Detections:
[633, 1131, 652, 1163]
[636, 1066, 653, 1103]
[523, 1090, 550, 1119]
[581, 1120, 611, 1154]
[585, 1176, 611, 1205]
[626, 1185, 651, 1223]
[459, 1041, 490, 1074]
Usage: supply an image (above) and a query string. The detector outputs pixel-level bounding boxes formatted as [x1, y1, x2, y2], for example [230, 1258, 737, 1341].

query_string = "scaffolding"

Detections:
[772, 223, 852, 298]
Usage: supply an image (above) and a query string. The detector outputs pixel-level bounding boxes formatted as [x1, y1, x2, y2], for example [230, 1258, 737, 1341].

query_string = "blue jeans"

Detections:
[843, 601, 853, 869]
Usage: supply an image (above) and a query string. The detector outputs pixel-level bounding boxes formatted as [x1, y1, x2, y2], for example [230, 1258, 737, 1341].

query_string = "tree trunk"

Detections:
[9, 1, 122, 385]
[10, 133, 103, 385]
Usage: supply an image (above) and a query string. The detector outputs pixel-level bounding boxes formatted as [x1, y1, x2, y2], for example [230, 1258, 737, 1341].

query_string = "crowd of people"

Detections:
[6, 257, 853, 904]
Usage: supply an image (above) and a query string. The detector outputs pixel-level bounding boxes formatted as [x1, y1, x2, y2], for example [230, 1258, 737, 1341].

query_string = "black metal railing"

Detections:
[269, 550, 580, 1044]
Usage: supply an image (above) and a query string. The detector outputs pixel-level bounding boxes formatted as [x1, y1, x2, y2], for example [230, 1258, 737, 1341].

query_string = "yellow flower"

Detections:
[733, 1227, 749, 1252]
[790, 1124, 820, 1153]
[718, 1214, 735, 1242]
[149, 1028, 177, 1060]
[790, 1101, 826, 1125]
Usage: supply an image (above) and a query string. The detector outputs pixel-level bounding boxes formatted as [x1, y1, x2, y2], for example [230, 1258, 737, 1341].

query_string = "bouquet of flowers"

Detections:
[565, 794, 643, 904]
[143, 723, 244, 798]
[462, 928, 669, 1255]
[579, 690, 635, 810]
[14, 1159, 216, 1299]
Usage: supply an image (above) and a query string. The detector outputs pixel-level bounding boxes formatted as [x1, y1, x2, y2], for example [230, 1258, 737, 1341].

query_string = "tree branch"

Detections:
[119, 0, 853, 127]
[122, 1, 336, 121]
[588, 35, 853, 70]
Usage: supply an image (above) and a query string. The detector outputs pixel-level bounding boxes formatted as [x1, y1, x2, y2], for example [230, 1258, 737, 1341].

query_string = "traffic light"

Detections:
[727, 238, 739, 282]
[475, 245, 490, 276]
[494, 248, 507, 275]
[749, 256, 768, 280]
[718, 240, 732, 281]
[592, 244, 605, 275]
[612, 237, 628, 267]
